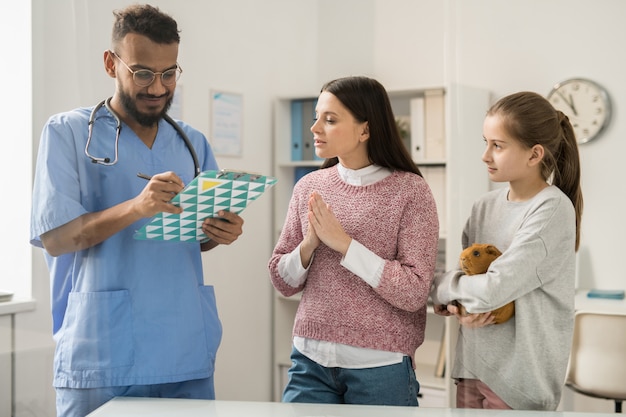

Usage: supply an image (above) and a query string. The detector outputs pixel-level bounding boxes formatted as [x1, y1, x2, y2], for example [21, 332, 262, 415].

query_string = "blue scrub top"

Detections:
[30, 105, 222, 388]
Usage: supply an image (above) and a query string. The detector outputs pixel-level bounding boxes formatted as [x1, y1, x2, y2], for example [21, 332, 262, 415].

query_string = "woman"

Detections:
[268, 76, 439, 406]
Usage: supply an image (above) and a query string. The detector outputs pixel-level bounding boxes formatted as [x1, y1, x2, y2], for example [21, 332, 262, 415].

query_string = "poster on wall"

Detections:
[210, 90, 243, 157]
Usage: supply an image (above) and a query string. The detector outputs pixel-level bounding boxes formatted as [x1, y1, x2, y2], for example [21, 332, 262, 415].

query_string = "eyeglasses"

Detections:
[111, 51, 182, 87]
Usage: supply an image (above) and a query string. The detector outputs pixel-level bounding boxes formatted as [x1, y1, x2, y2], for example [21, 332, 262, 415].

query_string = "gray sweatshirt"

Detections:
[432, 185, 576, 410]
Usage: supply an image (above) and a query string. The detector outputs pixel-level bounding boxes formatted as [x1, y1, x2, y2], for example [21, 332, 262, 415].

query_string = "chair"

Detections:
[565, 310, 626, 413]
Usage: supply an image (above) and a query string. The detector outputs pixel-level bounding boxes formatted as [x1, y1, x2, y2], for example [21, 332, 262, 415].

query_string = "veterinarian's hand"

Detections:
[448, 304, 495, 328]
[201, 210, 243, 245]
[433, 304, 453, 316]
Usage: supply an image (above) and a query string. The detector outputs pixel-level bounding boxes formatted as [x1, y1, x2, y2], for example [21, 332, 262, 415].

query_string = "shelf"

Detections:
[0, 298, 36, 316]
[417, 160, 446, 167]
[277, 160, 323, 168]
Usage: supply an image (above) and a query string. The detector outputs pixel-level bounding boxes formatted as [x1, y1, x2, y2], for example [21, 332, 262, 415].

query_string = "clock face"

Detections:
[547, 78, 611, 144]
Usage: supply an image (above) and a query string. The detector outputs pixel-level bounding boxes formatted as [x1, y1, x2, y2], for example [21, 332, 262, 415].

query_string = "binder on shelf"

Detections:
[291, 98, 319, 161]
[409, 97, 425, 162]
[294, 166, 318, 185]
[134, 169, 277, 242]
[291, 100, 303, 161]
[424, 89, 446, 161]
[301, 99, 317, 161]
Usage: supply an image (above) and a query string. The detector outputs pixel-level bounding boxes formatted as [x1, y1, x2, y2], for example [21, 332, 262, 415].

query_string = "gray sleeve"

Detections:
[446, 235, 546, 313]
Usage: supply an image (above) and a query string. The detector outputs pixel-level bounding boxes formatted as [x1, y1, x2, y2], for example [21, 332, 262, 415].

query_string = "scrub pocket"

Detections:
[58, 290, 134, 371]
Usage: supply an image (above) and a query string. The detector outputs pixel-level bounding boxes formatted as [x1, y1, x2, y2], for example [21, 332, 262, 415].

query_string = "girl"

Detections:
[268, 76, 439, 406]
[432, 91, 583, 410]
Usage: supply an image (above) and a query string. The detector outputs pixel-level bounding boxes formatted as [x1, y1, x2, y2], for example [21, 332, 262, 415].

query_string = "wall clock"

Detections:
[547, 78, 611, 144]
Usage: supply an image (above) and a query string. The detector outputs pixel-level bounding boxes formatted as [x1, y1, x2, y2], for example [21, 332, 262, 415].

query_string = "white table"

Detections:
[88, 397, 619, 416]
[89, 290, 625, 416]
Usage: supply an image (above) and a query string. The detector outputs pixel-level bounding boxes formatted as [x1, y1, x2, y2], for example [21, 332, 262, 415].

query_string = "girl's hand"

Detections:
[448, 303, 495, 328]
[433, 304, 453, 316]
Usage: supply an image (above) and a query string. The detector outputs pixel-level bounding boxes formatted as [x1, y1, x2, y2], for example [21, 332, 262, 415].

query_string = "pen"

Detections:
[137, 172, 152, 181]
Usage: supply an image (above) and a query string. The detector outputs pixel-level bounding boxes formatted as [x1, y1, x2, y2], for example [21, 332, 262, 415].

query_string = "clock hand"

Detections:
[555, 91, 576, 114]
[568, 94, 578, 116]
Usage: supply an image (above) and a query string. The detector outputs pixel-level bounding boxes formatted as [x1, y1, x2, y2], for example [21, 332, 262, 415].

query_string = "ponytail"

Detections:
[552, 111, 583, 250]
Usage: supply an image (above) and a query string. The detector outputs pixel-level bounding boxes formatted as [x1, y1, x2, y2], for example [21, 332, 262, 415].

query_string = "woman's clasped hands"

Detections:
[300, 191, 352, 267]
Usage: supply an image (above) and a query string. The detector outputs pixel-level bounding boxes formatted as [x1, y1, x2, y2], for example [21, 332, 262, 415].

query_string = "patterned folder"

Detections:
[134, 170, 277, 242]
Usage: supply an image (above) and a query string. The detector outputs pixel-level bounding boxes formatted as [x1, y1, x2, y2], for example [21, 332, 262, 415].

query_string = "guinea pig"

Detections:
[455, 243, 515, 324]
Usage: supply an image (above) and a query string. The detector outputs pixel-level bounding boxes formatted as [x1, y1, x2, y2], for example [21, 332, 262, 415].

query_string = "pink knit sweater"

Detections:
[268, 166, 439, 365]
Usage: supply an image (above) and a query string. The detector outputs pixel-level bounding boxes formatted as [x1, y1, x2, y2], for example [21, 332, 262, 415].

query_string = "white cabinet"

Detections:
[0, 315, 11, 417]
[271, 85, 491, 406]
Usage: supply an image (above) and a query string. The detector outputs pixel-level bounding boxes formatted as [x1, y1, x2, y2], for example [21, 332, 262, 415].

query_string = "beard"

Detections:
[119, 89, 173, 127]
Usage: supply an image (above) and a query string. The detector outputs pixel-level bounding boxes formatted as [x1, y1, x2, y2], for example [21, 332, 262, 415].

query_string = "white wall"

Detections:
[16, 0, 626, 415]
[373, 0, 447, 90]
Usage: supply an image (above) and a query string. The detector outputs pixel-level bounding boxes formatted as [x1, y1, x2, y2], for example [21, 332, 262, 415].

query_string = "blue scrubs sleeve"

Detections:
[31, 114, 89, 246]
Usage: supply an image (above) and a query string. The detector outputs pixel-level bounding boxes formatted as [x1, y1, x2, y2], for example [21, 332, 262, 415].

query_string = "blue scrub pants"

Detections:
[55, 376, 215, 417]
[282, 346, 420, 406]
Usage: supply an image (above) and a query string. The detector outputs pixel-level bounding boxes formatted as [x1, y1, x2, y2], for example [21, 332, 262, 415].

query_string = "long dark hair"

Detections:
[488, 91, 583, 250]
[319, 76, 421, 176]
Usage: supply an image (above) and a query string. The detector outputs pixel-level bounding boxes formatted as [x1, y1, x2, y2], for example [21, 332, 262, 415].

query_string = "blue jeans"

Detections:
[56, 377, 215, 417]
[282, 346, 420, 406]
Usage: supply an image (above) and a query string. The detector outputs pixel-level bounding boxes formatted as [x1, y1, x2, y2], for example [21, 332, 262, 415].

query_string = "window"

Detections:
[0, 1, 32, 298]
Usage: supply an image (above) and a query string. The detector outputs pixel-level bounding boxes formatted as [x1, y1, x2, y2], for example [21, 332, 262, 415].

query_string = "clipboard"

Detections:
[134, 169, 277, 242]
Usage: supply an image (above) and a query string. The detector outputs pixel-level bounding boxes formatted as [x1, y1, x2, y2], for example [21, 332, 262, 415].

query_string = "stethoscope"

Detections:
[85, 97, 201, 177]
